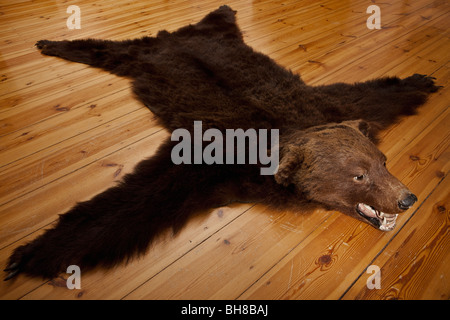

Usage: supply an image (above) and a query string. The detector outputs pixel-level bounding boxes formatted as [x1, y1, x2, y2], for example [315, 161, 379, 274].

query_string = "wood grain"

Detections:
[0, 0, 448, 300]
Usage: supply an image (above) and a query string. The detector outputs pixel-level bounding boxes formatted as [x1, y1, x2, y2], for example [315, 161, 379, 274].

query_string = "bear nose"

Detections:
[398, 193, 418, 210]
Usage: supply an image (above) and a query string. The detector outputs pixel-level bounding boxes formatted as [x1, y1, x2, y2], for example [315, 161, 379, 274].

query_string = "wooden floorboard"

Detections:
[0, 0, 448, 300]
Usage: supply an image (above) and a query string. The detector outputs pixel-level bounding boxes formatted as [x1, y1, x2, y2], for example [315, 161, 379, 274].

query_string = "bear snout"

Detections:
[398, 193, 418, 210]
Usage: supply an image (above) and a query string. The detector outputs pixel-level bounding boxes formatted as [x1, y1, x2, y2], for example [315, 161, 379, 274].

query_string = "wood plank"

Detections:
[0, 67, 121, 113]
[252, 0, 441, 59]
[0, 84, 137, 162]
[303, 5, 450, 84]
[315, 22, 449, 84]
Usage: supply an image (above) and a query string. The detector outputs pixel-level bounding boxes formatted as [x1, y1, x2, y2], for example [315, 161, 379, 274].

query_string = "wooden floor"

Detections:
[0, 0, 448, 300]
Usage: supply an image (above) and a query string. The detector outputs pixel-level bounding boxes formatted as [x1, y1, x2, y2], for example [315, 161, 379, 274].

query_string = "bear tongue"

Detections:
[357, 203, 378, 218]
[357, 203, 398, 231]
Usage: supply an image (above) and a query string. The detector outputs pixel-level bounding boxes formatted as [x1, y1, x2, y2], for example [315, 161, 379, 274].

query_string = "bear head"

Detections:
[275, 120, 417, 231]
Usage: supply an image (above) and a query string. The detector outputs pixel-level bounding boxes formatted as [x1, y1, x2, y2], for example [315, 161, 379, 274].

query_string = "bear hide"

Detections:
[4, 5, 439, 280]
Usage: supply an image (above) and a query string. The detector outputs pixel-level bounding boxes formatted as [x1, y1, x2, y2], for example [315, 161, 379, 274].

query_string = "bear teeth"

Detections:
[357, 203, 398, 231]
[379, 214, 398, 231]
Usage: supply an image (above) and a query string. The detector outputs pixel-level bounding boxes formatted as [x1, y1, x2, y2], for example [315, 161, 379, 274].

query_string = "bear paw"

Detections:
[35, 40, 62, 57]
[3, 239, 60, 280]
[403, 73, 442, 93]
[35, 40, 53, 49]
[3, 244, 32, 281]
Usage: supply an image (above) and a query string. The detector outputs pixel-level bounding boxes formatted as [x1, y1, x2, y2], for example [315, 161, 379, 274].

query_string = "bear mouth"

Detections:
[356, 203, 398, 231]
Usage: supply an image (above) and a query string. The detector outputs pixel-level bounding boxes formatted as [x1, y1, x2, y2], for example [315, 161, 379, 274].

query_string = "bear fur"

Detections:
[4, 6, 439, 280]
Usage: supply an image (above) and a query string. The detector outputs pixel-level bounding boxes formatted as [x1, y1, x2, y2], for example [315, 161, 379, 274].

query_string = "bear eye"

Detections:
[354, 174, 365, 181]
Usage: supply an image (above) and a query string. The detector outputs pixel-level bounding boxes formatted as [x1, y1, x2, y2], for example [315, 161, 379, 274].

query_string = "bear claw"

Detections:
[406, 73, 441, 93]
[4, 269, 20, 281]
[3, 262, 20, 281]
[3, 261, 19, 271]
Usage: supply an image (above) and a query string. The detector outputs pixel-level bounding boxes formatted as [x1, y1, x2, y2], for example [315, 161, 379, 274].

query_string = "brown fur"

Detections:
[4, 6, 439, 280]
[276, 121, 412, 221]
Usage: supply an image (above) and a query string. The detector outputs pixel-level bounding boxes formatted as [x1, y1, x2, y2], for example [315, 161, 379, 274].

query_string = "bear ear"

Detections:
[274, 144, 304, 187]
[357, 120, 371, 137]
[343, 119, 381, 142]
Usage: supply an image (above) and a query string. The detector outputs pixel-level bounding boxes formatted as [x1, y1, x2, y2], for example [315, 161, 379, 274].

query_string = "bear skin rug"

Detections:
[4, 5, 439, 280]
